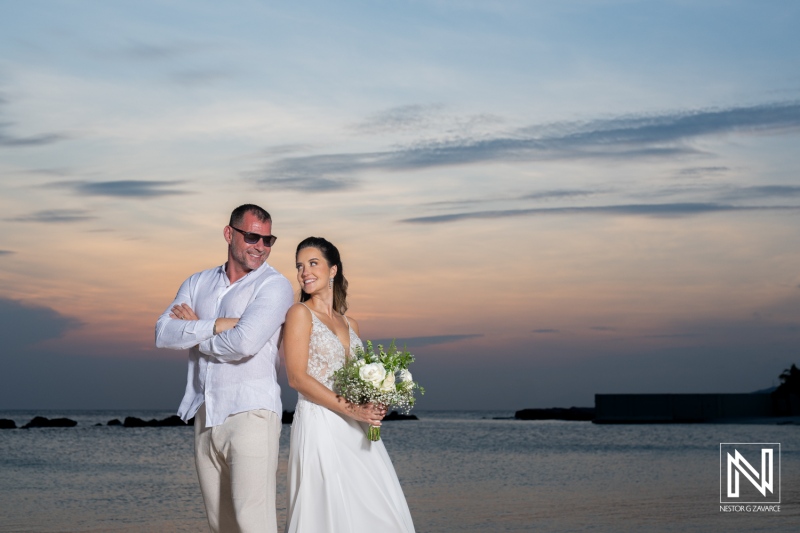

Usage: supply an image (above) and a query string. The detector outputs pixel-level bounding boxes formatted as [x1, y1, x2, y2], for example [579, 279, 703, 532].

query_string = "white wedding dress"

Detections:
[285, 307, 416, 533]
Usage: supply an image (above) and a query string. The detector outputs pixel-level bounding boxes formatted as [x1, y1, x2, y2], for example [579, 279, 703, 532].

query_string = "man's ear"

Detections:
[223, 225, 233, 245]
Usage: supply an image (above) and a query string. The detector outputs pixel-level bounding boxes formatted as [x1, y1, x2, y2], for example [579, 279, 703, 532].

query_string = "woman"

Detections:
[283, 237, 415, 533]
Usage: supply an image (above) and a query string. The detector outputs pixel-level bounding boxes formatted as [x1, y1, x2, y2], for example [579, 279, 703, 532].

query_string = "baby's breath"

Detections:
[333, 340, 424, 419]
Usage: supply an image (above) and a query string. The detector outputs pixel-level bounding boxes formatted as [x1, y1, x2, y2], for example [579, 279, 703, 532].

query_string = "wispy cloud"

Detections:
[424, 188, 609, 209]
[0, 97, 70, 148]
[720, 185, 800, 201]
[0, 131, 69, 147]
[6, 209, 96, 223]
[256, 101, 800, 191]
[643, 333, 699, 339]
[532, 328, 559, 333]
[170, 68, 237, 85]
[0, 250, 15, 256]
[372, 334, 483, 348]
[350, 104, 503, 136]
[255, 175, 356, 192]
[351, 104, 446, 134]
[401, 203, 800, 224]
[52, 180, 191, 198]
[590, 326, 617, 331]
[522, 189, 608, 201]
[677, 166, 730, 177]
[251, 154, 364, 192]
[0, 298, 82, 350]
[120, 41, 190, 61]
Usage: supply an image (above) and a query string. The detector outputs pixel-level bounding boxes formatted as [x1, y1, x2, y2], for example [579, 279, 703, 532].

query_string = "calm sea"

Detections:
[0, 409, 797, 532]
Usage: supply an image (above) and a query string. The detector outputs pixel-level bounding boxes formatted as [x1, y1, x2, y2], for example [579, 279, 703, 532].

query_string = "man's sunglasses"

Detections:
[231, 226, 278, 247]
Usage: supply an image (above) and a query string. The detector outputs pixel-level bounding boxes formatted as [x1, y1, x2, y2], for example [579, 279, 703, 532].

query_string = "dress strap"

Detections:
[299, 302, 315, 320]
[342, 314, 350, 328]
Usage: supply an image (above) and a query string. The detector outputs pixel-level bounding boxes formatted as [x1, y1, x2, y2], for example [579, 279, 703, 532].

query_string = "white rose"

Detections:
[397, 369, 414, 389]
[359, 363, 386, 386]
[380, 372, 396, 392]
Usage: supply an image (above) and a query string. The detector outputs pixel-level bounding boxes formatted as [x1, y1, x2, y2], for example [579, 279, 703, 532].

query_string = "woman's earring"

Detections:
[329, 278, 334, 289]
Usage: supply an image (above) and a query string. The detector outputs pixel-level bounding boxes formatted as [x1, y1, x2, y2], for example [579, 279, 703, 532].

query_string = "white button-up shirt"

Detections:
[155, 262, 294, 427]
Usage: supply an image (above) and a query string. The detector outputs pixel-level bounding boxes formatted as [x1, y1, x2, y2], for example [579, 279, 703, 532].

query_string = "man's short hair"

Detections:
[229, 204, 271, 227]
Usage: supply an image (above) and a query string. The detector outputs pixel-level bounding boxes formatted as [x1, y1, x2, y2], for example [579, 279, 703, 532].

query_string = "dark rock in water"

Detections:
[384, 411, 418, 421]
[123, 415, 188, 427]
[515, 407, 595, 421]
[22, 416, 78, 429]
[0, 419, 17, 429]
[94, 423, 102, 426]
[282, 410, 294, 424]
[123, 416, 151, 427]
[186, 417, 195, 426]
[154, 415, 186, 427]
[107, 419, 122, 426]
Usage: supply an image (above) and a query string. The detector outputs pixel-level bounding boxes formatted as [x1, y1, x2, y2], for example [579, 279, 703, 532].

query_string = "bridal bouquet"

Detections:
[333, 340, 424, 441]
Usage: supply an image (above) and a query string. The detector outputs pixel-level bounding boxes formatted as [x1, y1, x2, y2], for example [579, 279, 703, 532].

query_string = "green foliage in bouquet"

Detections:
[333, 340, 424, 440]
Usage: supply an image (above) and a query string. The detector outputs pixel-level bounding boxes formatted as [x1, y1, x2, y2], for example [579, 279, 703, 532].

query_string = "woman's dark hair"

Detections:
[296, 237, 349, 314]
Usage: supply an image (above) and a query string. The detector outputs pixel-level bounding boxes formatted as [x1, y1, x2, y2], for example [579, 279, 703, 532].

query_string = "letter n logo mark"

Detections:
[720, 443, 780, 504]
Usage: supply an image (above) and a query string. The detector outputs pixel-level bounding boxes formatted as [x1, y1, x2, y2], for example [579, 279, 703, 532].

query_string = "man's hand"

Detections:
[214, 318, 239, 335]
[170, 303, 198, 321]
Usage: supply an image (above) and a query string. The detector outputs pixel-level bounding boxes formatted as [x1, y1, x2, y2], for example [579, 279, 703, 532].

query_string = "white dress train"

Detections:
[285, 308, 415, 533]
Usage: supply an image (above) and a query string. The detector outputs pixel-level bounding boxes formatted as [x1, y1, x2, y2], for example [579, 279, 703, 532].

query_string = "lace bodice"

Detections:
[301, 308, 362, 394]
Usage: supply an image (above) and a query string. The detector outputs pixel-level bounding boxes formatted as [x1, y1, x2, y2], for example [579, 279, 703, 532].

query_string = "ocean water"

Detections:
[0, 409, 797, 532]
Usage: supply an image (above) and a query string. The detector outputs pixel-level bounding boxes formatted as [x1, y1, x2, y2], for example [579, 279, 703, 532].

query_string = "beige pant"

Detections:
[194, 405, 281, 533]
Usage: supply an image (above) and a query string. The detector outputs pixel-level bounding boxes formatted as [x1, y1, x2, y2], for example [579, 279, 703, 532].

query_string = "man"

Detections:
[155, 204, 293, 533]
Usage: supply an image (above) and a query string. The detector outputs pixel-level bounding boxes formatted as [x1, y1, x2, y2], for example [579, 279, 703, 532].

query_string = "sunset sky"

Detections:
[2, 1, 800, 411]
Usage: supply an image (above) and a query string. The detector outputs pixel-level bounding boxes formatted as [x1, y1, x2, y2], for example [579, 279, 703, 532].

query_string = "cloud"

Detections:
[0, 97, 70, 148]
[0, 249, 14, 256]
[677, 166, 730, 177]
[0, 131, 69, 147]
[263, 144, 314, 157]
[522, 189, 608, 201]
[520, 101, 800, 147]
[400, 202, 800, 224]
[350, 104, 503, 136]
[258, 101, 800, 189]
[120, 42, 190, 61]
[0, 298, 82, 350]
[251, 154, 364, 191]
[424, 188, 609, 209]
[590, 326, 617, 331]
[371, 334, 483, 348]
[642, 333, 699, 339]
[171, 68, 237, 85]
[257, 176, 356, 192]
[6, 209, 96, 223]
[351, 104, 446, 134]
[721, 185, 800, 201]
[532, 329, 559, 333]
[52, 180, 191, 198]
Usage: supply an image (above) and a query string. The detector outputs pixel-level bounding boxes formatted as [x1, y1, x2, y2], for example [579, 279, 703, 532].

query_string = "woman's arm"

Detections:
[347, 315, 360, 337]
[284, 304, 385, 426]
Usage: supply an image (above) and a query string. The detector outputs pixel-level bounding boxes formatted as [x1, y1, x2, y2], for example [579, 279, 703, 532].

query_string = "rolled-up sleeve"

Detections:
[199, 275, 294, 363]
[155, 274, 216, 349]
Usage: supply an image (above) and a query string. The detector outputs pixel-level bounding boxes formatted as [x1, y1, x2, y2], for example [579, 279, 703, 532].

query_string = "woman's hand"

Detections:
[339, 399, 387, 426]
